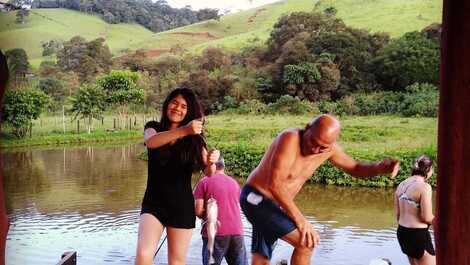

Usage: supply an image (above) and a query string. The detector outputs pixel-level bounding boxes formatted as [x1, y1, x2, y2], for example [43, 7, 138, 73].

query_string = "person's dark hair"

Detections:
[160, 87, 206, 171]
[411, 155, 433, 177]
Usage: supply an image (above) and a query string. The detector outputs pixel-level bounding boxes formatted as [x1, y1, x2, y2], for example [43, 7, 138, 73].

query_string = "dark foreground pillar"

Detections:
[437, 1, 470, 264]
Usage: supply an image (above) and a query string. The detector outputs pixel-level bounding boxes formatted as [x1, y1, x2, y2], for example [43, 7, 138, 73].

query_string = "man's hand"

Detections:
[184, 119, 203, 135]
[297, 217, 320, 248]
[381, 158, 400, 179]
[207, 149, 220, 164]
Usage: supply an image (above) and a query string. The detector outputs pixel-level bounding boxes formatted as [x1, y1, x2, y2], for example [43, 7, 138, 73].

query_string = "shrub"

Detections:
[399, 83, 438, 117]
[372, 31, 440, 90]
[2, 89, 49, 138]
[267, 95, 318, 115]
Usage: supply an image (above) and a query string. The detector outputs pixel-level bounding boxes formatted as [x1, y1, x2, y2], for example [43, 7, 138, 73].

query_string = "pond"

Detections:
[3, 144, 434, 265]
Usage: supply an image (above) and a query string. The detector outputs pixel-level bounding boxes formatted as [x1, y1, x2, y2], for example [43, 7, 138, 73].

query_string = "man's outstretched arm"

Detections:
[329, 144, 400, 179]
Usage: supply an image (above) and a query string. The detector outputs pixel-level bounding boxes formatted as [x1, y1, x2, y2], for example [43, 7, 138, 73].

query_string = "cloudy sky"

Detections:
[165, 0, 281, 13]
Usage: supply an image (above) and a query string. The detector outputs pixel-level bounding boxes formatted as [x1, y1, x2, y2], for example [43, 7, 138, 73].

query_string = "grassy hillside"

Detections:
[0, 8, 156, 68]
[0, 0, 442, 67]
[150, 0, 442, 53]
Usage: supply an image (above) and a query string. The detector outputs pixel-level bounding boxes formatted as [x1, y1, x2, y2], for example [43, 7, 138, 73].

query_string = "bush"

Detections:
[399, 83, 438, 117]
[267, 95, 318, 115]
[317, 84, 438, 117]
[2, 89, 49, 138]
[372, 31, 440, 90]
[37, 77, 66, 102]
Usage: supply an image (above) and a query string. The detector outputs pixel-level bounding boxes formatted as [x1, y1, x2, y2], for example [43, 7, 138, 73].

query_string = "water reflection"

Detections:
[3, 144, 433, 265]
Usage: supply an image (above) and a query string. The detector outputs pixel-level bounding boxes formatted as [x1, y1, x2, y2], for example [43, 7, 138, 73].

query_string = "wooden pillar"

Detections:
[437, 1, 470, 264]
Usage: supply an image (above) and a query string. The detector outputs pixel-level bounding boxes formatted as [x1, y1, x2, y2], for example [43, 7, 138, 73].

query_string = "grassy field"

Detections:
[1, 113, 437, 152]
[1, 114, 437, 186]
[0, 0, 442, 67]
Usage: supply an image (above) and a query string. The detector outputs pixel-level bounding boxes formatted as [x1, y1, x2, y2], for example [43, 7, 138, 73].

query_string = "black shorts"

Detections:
[141, 202, 195, 229]
[397, 225, 435, 259]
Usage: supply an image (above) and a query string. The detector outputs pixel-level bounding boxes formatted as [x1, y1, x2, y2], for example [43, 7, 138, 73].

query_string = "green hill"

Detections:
[0, 8, 156, 67]
[0, 0, 442, 68]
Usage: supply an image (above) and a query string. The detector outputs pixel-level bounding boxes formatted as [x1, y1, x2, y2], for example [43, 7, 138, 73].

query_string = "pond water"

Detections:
[3, 144, 434, 265]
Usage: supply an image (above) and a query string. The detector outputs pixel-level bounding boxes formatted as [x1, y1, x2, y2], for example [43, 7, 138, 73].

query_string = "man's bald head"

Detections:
[301, 114, 340, 156]
[308, 114, 341, 143]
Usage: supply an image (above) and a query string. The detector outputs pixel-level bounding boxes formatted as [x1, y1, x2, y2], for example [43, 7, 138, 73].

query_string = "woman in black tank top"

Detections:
[135, 87, 220, 265]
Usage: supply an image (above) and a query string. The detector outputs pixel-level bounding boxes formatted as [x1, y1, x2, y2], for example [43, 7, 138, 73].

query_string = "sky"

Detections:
[165, 0, 281, 13]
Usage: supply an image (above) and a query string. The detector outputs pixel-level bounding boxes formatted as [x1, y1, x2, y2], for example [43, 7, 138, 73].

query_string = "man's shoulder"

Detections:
[277, 128, 300, 144]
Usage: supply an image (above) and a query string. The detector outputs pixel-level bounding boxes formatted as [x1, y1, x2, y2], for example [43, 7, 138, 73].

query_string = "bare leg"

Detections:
[282, 229, 315, 265]
[135, 214, 164, 265]
[167, 227, 193, 265]
[252, 253, 270, 265]
[417, 251, 436, 265]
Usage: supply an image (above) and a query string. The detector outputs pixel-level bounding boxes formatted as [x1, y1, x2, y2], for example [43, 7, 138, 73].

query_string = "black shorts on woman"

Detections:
[141, 121, 196, 229]
[397, 225, 435, 259]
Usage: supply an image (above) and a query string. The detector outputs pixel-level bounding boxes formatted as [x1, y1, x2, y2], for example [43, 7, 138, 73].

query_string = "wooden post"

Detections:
[56, 251, 76, 265]
[29, 121, 32, 138]
[436, 1, 470, 264]
[77, 119, 80, 134]
[113, 118, 116, 130]
[62, 105, 65, 134]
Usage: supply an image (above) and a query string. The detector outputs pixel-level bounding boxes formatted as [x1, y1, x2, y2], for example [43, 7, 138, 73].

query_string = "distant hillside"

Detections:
[0, 8, 156, 67]
[0, 0, 442, 67]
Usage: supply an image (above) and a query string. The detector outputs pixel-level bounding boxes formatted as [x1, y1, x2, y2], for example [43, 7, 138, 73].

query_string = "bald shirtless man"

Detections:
[240, 114, 400, 265]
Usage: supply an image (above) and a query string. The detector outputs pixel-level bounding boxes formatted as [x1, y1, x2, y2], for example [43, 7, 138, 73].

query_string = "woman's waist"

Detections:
[398, 218, 429, 229]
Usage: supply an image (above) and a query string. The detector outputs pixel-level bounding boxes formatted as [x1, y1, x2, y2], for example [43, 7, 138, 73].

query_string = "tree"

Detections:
[69, 85, 107, 134]
[5, 48, 30, 87]
[200, 47, 231, 71]
[38, 77, 66, 103]
[56, 36, 112, 82]
[2, 89, 49, 138]
[266, 12, 346, 60]
[371, 31, 440, 90]
[307, 30, 383, 96]
[41, 39, 63, 56]
[96, 70, 144, 128]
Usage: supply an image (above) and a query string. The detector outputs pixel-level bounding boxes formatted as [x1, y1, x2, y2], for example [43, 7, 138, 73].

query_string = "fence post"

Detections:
[62, 105, 66, 134]
[77, 119, 80, 134]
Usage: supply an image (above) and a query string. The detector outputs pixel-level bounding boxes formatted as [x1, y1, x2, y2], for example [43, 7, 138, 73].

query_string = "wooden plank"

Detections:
[56, 251, 76, 265]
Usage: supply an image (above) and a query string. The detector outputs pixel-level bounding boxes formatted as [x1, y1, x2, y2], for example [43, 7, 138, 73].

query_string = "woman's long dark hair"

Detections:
[160, 87, 206, 171]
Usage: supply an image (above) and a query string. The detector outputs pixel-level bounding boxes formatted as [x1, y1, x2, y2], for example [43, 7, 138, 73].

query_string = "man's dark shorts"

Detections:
[202, 235, 247, 265]
[240, 184, 296, 259]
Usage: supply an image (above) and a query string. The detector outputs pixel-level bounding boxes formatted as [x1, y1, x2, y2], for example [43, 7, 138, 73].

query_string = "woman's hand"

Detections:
[184, 119, 203, 135]
[207, 149, 220, 164]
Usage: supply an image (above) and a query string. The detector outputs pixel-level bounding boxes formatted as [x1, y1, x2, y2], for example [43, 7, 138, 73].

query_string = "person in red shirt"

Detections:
[194, 156, 247, 265]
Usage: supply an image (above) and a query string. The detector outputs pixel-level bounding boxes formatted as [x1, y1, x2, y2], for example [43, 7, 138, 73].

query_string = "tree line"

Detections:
[1, 10, 441, 138]
[29, 0, 220, 32]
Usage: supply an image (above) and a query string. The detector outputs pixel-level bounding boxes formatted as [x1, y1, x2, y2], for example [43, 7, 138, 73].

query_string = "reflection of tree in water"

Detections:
[2, 144, 149, 215]
[2, 150, 50, 213]
[67, 144, 148, 212]
[296, 184, 396, 229]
